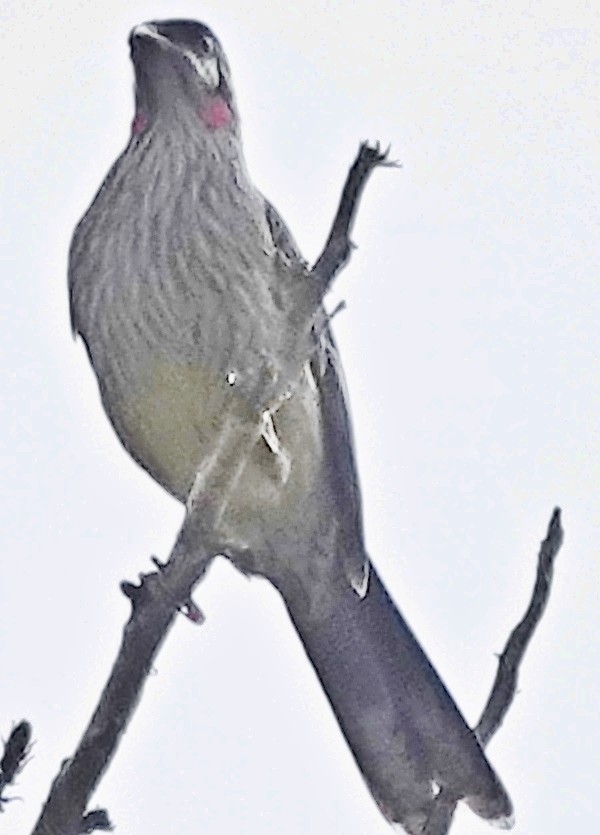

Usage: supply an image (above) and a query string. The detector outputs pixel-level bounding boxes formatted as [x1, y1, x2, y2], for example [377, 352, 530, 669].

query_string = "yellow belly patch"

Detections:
[113, 357, 324, 545]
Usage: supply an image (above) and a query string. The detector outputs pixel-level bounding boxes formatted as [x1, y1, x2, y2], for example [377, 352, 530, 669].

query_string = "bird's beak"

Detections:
[131, 22, 164, 43]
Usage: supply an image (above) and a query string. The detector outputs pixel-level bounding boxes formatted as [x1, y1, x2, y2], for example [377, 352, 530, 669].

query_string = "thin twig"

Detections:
[311, 141, 398, 290]
[476, 507, 563, 745]
[422, 508, 564, 835]
[0, 720, 32, 811]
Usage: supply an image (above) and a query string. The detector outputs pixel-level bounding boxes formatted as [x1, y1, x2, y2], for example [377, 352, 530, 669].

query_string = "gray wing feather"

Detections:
[264, 197, 369, 592]
[264, 198, 307, 266]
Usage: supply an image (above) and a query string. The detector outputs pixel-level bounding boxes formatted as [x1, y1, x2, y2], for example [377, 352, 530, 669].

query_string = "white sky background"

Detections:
[1, 1, 599, 833]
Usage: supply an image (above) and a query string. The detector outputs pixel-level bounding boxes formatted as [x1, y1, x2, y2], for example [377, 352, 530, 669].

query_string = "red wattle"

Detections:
[201, 97, 232, 129]
[131, 113, 148, 135]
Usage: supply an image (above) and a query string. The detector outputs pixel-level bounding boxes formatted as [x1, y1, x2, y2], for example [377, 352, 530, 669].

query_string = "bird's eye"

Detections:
[200, 35, 214, 53]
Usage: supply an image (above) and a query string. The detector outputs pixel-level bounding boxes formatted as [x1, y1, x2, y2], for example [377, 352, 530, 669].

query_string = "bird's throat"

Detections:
[130, 95, 232, 137]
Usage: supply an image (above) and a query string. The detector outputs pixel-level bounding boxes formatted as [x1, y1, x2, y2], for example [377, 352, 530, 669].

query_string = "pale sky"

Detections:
[2, 1, 599, 833]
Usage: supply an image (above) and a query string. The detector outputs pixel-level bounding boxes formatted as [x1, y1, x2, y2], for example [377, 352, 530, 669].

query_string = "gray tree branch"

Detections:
[1, 721, 32, 813]
[31, 525, 214, 835]
[422, 507, 564, 835]
[311, 141, 398, 290]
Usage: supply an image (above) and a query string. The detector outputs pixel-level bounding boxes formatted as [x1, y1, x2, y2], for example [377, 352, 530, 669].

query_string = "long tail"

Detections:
[283, 563, 513, 834]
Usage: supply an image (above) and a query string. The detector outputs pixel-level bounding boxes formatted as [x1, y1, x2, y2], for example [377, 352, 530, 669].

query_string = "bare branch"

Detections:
[422, 508, 564, 835]
[31, 526, 215, 835]
[0, 720, 32, 811]
[311, 142, 399, 290]
[476, 507, 563, 745]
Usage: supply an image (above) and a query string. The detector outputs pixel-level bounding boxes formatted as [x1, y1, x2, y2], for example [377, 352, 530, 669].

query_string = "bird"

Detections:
[69, 19, 513, 834]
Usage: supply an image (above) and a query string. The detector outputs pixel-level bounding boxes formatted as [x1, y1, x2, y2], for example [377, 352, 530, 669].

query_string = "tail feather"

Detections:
[283, 563, 513, 834]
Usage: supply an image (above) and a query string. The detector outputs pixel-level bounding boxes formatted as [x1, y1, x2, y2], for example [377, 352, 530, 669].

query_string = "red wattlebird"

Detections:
[69, 20, 513, 834]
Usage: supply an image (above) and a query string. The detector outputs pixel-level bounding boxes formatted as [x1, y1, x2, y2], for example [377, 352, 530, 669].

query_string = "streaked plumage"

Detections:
[69, 20, 513, 833]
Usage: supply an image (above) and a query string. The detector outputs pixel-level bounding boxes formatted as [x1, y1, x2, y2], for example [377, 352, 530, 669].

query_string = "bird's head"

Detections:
[129, 20, 237, 136]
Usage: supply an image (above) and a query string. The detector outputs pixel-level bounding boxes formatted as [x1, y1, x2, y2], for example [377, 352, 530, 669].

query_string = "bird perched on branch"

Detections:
[69, 19, 513, 834]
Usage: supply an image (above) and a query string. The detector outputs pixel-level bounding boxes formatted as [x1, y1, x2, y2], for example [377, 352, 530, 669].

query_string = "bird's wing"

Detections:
[262, 197, 513, 833]
[264, 197, 369, 593]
